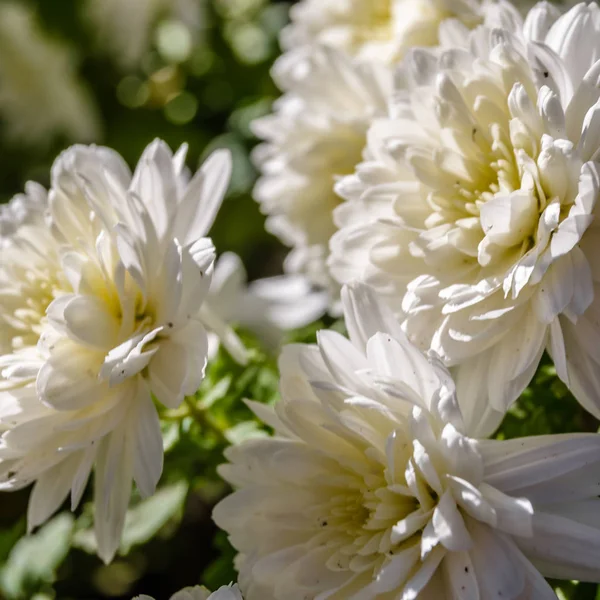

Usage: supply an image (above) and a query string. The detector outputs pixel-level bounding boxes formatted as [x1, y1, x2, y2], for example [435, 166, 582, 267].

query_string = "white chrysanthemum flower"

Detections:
[136, 583, 243, 600]
[214, 283, 600, 600]
[0, 139, 234, 563]
[252, 46, 392, 291]
[206, 252, 328, 357]
[253, 2, 523, 297]
[85, 0, 203, 69]
[0, 3, 99, 144]
[330, 2, 600, 434]
[280, 0, 522, 63]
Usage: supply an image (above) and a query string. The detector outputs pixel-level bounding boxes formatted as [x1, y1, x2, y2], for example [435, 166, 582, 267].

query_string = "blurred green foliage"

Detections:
[0, 0, 289, 280]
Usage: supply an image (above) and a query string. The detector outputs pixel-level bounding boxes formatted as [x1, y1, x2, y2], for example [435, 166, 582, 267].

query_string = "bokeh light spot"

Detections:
[164, 91, 198, 124]
[156, 19, 193, 64]
[116, 76, 150, 108]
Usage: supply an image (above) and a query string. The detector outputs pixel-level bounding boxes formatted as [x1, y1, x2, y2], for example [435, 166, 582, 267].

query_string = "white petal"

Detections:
[447, 476, 496, 528]
[341, 282, 405, 352]
[366, 332, 441, 409]
[94, 425, 133, 564]
[467, 520, 527, 599]
[71, 445, 97, 510]
[480, 433, 600, 495]
[100, 328, 161, 386]
[453, 352, 505, 439]
[400, 545, 445, 600]
[317, 329, 368, 392]
[173, 149, 232, 246]
[432, 490, 471, 552]
[132, 384, 163, 498]
[147, 341, 190, 409]
[61, 294, 120, 348]
[37, 342, 106, 411]
[478, 483, 533, 538]
[487, 314, 546, 413]
[27, 452, 81, 530]
[517, 511, 600, 581]
[198, 304, 248, 366]
[443, 551, 479, 600]
[246, 274, 328, 331]
[358, 543, 420, 596]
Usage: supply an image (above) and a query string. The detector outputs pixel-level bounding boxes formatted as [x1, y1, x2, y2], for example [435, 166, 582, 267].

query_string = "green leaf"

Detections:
[0, 518, 26, 564]
[198, 375, 232, 410]
[0, 513, 74, 599]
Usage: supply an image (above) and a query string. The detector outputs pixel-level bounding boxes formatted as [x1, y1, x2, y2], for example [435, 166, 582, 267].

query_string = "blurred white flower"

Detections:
[0, 3, 99, 145]
[330, 2, 600, 434]
[0, 183, 49, 353]
[136, 583, 243, 600]
[252, 46, 391, 293]
[280, 0, 522, 63]
[0, 183, 47, 247]
[0, 140, 232, 563]
[214, 282, 600, 600]
[206, 252, 328, 357]
[85, 0, 203, 69]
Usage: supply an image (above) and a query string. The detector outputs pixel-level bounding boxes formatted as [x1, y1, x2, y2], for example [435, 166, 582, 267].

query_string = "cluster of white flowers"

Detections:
[4, 0, 600, 597]
[330, 1, 600, 433]
[227, 0, 600, 596]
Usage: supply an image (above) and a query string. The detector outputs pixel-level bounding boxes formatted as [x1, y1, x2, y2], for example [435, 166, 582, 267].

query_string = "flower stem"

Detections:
[183, 395, 229, 444]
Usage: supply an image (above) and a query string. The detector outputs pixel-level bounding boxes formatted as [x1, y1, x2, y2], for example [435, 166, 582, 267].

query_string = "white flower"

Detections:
[0, 183, 47, 246]
[253, 1, 522, 298]
[280, 0, 522, 63]
[0, 3, 99, 144]
[330, 2, 600, 435]
[135, 583, 243, 600]
[214, 282, 600, 600]
[0, 139, 233, 563]
[206, 252, 328, 357]
[0, 183, 50, 354]
[252, 46, 391, 292]
[85, 0, 203, 69]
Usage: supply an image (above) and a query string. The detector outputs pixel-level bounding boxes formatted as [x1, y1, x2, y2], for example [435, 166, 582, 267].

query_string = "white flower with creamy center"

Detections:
[136, 583, 243, 600]
[214, 283, 600, 600]
[254, 1, 523, 298]
[252, 46, 391, 292]
[0, 139, 235, 563]
[0, 2, 99, 144]
[280, 0, 522, 63]
[330, 2, 600, 435]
